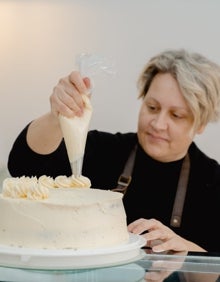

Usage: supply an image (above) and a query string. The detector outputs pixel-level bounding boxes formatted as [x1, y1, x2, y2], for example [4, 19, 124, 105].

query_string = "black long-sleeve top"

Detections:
[8, 125, 220, 252]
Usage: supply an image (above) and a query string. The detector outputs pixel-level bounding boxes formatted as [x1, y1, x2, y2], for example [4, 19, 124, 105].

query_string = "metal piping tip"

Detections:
[70, 158, 83, 178]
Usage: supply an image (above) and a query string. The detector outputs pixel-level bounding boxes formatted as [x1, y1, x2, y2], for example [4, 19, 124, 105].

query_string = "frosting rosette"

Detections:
[38, 175, 57, 189]
[55, 175, 91, 188]
[2, 174, 91, 200]
[2, 176, 49, 200]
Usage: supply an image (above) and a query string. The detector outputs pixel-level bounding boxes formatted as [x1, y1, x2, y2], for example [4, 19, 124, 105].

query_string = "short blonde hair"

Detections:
[137, 49, 220, 129]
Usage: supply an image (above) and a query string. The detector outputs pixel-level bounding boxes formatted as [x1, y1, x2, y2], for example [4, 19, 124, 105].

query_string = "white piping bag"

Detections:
[59, 53, 116, 177]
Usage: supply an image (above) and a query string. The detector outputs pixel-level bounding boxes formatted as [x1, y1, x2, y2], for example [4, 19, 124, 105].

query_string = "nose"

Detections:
[151, 113, 168, 130]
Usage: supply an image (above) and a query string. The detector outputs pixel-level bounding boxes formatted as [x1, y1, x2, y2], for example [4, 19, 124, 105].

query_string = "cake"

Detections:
[0, 175, 129, 250]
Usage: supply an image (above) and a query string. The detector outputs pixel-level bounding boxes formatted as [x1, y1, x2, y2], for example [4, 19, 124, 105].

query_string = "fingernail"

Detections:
[152, 247, 164, 253]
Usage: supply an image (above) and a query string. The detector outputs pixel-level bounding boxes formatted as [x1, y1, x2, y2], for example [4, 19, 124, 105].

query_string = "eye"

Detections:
[172, 112, 184, 119]
[147, 104, 158, 112]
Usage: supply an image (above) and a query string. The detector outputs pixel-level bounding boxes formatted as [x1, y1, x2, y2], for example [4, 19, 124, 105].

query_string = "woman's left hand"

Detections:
[128, 218, 206, 252]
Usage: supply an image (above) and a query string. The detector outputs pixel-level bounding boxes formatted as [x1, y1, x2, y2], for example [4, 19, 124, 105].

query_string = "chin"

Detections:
[143, 145, 169, 162]
[149, 152, 166, 162]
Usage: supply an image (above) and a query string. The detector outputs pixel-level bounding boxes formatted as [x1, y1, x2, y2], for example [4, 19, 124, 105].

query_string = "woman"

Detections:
[8, 49, 220, 253]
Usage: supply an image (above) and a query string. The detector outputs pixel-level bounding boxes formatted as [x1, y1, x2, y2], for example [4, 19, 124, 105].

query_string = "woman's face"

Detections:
[137, 73, 204, 162]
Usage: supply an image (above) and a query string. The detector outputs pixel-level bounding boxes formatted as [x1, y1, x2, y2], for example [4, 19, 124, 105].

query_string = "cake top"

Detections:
[1, 175, 123, 205]
[2, 175, 91, 200]
[41, 188, 123, 206]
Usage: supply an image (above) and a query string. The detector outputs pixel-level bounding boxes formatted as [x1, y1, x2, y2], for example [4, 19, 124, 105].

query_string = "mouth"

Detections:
[147, 132, 168, 142]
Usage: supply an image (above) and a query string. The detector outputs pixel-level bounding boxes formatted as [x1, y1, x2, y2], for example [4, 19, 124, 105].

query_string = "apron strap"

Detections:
[111, 144, 137, 195]
[112, 144, 190, 228]
[170, 153, 190, 227]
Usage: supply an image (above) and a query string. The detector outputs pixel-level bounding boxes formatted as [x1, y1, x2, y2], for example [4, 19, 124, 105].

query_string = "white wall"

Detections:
[1, 0, 220, 168]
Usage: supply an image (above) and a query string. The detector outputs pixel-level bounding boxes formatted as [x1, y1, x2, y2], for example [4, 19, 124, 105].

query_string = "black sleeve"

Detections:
[7, 123, 72, 178]
[7, 124, 137, 184]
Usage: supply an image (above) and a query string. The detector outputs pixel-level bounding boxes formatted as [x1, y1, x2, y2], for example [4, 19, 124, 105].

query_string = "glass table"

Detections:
[0, 248, 219, 282]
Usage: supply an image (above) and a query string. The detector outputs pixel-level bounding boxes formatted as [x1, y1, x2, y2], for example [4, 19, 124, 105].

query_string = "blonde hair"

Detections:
[137, 49, 220, 129]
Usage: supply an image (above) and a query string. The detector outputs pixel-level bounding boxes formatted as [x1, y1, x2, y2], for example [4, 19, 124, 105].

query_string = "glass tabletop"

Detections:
[0, 248, 220, 282]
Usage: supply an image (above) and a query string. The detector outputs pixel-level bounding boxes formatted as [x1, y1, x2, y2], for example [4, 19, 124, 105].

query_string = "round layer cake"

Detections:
[0, 176, 129, 249]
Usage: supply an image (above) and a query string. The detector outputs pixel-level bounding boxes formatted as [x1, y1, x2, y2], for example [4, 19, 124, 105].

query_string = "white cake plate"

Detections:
[0, 233, 146, 270]
[0, 263, 146, 282]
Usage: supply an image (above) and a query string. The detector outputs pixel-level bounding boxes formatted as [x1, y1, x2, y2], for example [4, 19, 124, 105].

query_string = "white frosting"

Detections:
[2, 175, 91, 198]
[38, 175, 56, 189]
[2, 176, 49, 200]
[55, 175, 91, 188]
[0, 187, 129, 249]
[59, 94, 93, 163]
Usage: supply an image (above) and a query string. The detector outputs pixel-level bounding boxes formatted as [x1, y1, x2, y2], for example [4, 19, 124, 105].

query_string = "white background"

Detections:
[1, 0, 220, 169]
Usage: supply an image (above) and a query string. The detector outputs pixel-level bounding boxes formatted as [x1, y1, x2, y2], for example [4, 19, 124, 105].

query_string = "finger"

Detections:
[50, 87, 82, 118]
[152, 241, 171, 253]
[60, 76, 85, 112]
[146, 228, 173, 242]
[64, 88, 84, 115]
[52, 80, 86, 116]
[83, 77, 92, 91]
[50, 94, 74, 118]
[128, 218, 161, 235]
[128, 218, 149, 234]
[69, 71, 90, 95]
[152, 238, 187, 253]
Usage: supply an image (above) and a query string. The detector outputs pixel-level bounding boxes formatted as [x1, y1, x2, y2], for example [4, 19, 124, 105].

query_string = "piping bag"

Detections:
[59, 54, 115, 177]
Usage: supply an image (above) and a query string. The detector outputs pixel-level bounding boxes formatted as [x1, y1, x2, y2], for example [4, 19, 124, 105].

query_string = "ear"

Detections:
[196, 124, 206, 135]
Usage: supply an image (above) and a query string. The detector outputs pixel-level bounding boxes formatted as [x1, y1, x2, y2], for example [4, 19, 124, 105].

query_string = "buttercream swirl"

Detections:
[2, 174, 91, 200]
[55, 175, 91, 188]
[38, 175, 57, 188]
[3, 176, 49, 200]
[26, 182, 49, 200]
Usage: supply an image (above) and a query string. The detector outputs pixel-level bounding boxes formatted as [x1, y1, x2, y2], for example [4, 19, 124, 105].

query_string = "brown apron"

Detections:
[112, 145, 190, 228]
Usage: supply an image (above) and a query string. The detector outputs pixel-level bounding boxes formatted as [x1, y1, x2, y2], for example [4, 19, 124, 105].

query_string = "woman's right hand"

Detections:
[50, 71, 91, 119]
[25, 71, 91, 155]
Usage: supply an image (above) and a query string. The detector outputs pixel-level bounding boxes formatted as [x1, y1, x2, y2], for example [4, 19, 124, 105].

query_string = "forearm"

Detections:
[27, 112, 63, 154]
